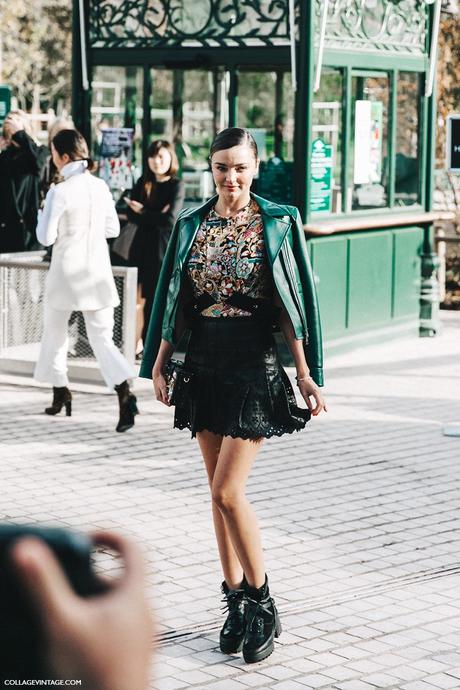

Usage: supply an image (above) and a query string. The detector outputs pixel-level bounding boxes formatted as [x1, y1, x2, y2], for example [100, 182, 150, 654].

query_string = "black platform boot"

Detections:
[242, 575, 282, 664]
[114, 380, 138, 433]
[45, 387, 72, 416]
[219, 580, 247, 654]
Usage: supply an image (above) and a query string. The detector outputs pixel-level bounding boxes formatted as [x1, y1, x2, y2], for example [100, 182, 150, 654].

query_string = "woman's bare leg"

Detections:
[197, 430, 244, 588]
[136, 284, 146, 353]
[211, 436, 265, 588]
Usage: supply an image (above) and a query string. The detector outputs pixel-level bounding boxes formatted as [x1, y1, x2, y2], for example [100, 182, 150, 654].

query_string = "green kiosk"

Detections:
[72, 0, 443, 353]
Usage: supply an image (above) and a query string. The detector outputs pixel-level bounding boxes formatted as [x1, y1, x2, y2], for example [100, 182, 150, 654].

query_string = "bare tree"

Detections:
[0, 0, 71, 112]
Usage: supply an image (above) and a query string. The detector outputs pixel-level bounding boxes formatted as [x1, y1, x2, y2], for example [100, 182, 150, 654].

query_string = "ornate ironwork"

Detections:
[89, 0, 298, 49]
[315, 0, 428, 55]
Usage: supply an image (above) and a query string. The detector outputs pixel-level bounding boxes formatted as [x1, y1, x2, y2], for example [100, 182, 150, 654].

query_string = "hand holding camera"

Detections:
[1, 526, 153, 689]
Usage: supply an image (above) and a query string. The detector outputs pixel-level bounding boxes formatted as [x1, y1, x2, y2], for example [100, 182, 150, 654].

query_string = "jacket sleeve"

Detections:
[139, 216, 182, 379]
[102, 182, 120, 238]
[11, 131, 46, 175]
[291, 207, 324, 387]
[35, 184, 67, 247]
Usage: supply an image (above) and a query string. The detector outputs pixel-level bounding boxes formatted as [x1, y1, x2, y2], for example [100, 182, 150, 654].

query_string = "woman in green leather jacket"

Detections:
[140, 128, 326, 664]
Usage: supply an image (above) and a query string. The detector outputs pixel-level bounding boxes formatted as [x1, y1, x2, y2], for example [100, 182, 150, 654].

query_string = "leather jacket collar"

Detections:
[176, 192, 294, 268]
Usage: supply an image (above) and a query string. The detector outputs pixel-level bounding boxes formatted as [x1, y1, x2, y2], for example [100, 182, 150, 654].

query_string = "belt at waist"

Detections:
[184, 292, 280, 326]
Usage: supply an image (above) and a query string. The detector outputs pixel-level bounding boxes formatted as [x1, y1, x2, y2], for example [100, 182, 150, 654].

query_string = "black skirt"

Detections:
[173, 317, 311, 439]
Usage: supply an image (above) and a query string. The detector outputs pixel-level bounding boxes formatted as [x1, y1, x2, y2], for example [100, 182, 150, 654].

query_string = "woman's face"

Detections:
[51, 143, 70, 171]
[211, 144, 259, 203]
[148, 148, 172, 177]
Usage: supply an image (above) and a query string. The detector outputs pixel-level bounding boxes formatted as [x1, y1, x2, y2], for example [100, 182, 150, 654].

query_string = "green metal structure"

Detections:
[73, 0, 441, 352]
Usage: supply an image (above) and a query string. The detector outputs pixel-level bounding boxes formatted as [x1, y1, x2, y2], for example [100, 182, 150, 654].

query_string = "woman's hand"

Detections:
[4, 112, 25, 138]
[296, 376, 327, 416]
[11, 531, 154, 690]
[125, 198, 144, 214]
[152, 367, 169, 406]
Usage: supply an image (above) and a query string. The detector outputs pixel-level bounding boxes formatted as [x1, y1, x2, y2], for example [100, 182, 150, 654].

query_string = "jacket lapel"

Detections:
[251, 193, 292, 263]
[176, 196, 217, 268]
[260, 213, 291, 264]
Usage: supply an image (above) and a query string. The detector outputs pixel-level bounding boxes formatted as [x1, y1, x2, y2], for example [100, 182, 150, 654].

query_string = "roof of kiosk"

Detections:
[88, 0, 428, 55]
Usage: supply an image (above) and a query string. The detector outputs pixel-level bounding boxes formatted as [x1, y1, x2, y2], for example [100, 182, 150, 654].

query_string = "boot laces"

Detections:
[220, 589, 244, 616]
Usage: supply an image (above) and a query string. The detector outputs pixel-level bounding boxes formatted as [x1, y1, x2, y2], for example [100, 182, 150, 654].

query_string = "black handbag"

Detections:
[111, 221, 138, 261]
[164, 359, 194, 405]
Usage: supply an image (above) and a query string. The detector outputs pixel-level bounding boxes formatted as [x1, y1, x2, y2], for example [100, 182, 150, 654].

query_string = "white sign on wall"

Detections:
[353, 100, 372, 185]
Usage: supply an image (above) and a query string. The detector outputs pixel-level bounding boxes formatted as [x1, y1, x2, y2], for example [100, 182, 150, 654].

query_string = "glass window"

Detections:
[91, 66, 143, 175]
[149, 67, 228, 160]
[396, 72, 421, 207]
[149, 67, 174, 143]
[311, 68, 343, 215]
[148, 68, 225, 203]
[237, 70, 294, 204]
[350, 74, 389, 211]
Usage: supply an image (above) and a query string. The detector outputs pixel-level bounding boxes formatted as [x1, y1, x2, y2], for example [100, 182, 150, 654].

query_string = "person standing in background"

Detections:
[124, 140, 184, 354]
[34, 129, 138, 432]
[0, 111, 47, 252]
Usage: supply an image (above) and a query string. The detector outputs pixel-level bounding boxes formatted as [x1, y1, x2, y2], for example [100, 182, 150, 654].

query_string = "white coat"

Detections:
[36, 161, 120, 311]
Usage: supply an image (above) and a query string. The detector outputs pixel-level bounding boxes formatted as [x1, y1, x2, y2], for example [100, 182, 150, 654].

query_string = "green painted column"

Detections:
[228, 68, 238, 128]
[142, 65, 152, 167]
[420, 4, 440, 337]
[294, 1, 314, 221]
[71, 0, 91, 144]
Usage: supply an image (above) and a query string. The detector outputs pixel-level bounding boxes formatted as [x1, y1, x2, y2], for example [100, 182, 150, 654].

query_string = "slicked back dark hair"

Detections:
[210, 127, 258, 160]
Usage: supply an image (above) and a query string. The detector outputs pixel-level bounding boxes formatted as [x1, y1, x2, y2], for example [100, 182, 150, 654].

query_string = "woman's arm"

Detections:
[35, 185, 67, 247]
[141, 180, 185, 230]
[125, 179, 144, 222]
[275, 289, 326, 416]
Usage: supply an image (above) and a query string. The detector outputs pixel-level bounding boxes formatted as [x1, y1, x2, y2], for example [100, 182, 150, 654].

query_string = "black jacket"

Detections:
[126, 176, 185, 294]
[0, 131, 47, 252]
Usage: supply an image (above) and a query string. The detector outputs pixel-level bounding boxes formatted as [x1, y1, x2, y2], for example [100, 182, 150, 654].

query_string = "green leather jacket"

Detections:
[139, 192, 324, 386]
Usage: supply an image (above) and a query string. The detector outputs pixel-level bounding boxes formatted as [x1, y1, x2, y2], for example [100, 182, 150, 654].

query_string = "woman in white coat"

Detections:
[34, 129, 138, 432]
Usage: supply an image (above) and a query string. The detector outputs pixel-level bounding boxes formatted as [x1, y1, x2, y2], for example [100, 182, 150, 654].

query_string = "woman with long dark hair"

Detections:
[124, 140, 184, 351]
[34, 129, 138, 432]
[140, 128, 326, 663]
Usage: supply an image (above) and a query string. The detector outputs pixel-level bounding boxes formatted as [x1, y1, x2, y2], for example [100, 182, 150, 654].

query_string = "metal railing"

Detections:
[0, 253, 137, 383]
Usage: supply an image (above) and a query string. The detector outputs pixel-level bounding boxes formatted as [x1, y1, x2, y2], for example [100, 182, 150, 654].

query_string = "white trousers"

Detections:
[34, 304, 136, 389]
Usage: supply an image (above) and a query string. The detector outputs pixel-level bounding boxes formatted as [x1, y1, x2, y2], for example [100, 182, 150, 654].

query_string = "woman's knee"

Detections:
[211, 484, 244, 514]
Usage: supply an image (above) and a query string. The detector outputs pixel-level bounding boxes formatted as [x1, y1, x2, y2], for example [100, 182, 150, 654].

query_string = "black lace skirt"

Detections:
[173, 317, 310, 439]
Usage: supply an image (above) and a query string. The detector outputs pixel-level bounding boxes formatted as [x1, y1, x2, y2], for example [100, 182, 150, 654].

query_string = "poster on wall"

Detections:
[310, 138, 333, 214]
[369, 101, 383, 182]
[353, 100, 383, 185]
[98, 127, 134, 191]
[353, 100, 372, 185]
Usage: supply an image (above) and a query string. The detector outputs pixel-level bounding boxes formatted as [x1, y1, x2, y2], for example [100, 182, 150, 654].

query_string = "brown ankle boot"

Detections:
[45, 387, 72, 416]
[114, 380, 138, 432]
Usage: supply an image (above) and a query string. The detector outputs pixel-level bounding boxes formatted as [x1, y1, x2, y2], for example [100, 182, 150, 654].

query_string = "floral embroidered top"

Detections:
[187, 199, 273, 317]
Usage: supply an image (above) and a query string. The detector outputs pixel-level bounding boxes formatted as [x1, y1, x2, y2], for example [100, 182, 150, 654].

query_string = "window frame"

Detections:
[311, 51, 428, 220]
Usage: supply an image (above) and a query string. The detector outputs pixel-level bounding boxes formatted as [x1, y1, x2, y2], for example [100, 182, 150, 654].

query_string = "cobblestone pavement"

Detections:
[1, 312, 460, 690]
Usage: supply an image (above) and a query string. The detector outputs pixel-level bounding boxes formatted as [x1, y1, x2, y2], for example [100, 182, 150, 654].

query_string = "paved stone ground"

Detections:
[1, 312, 460, 690]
